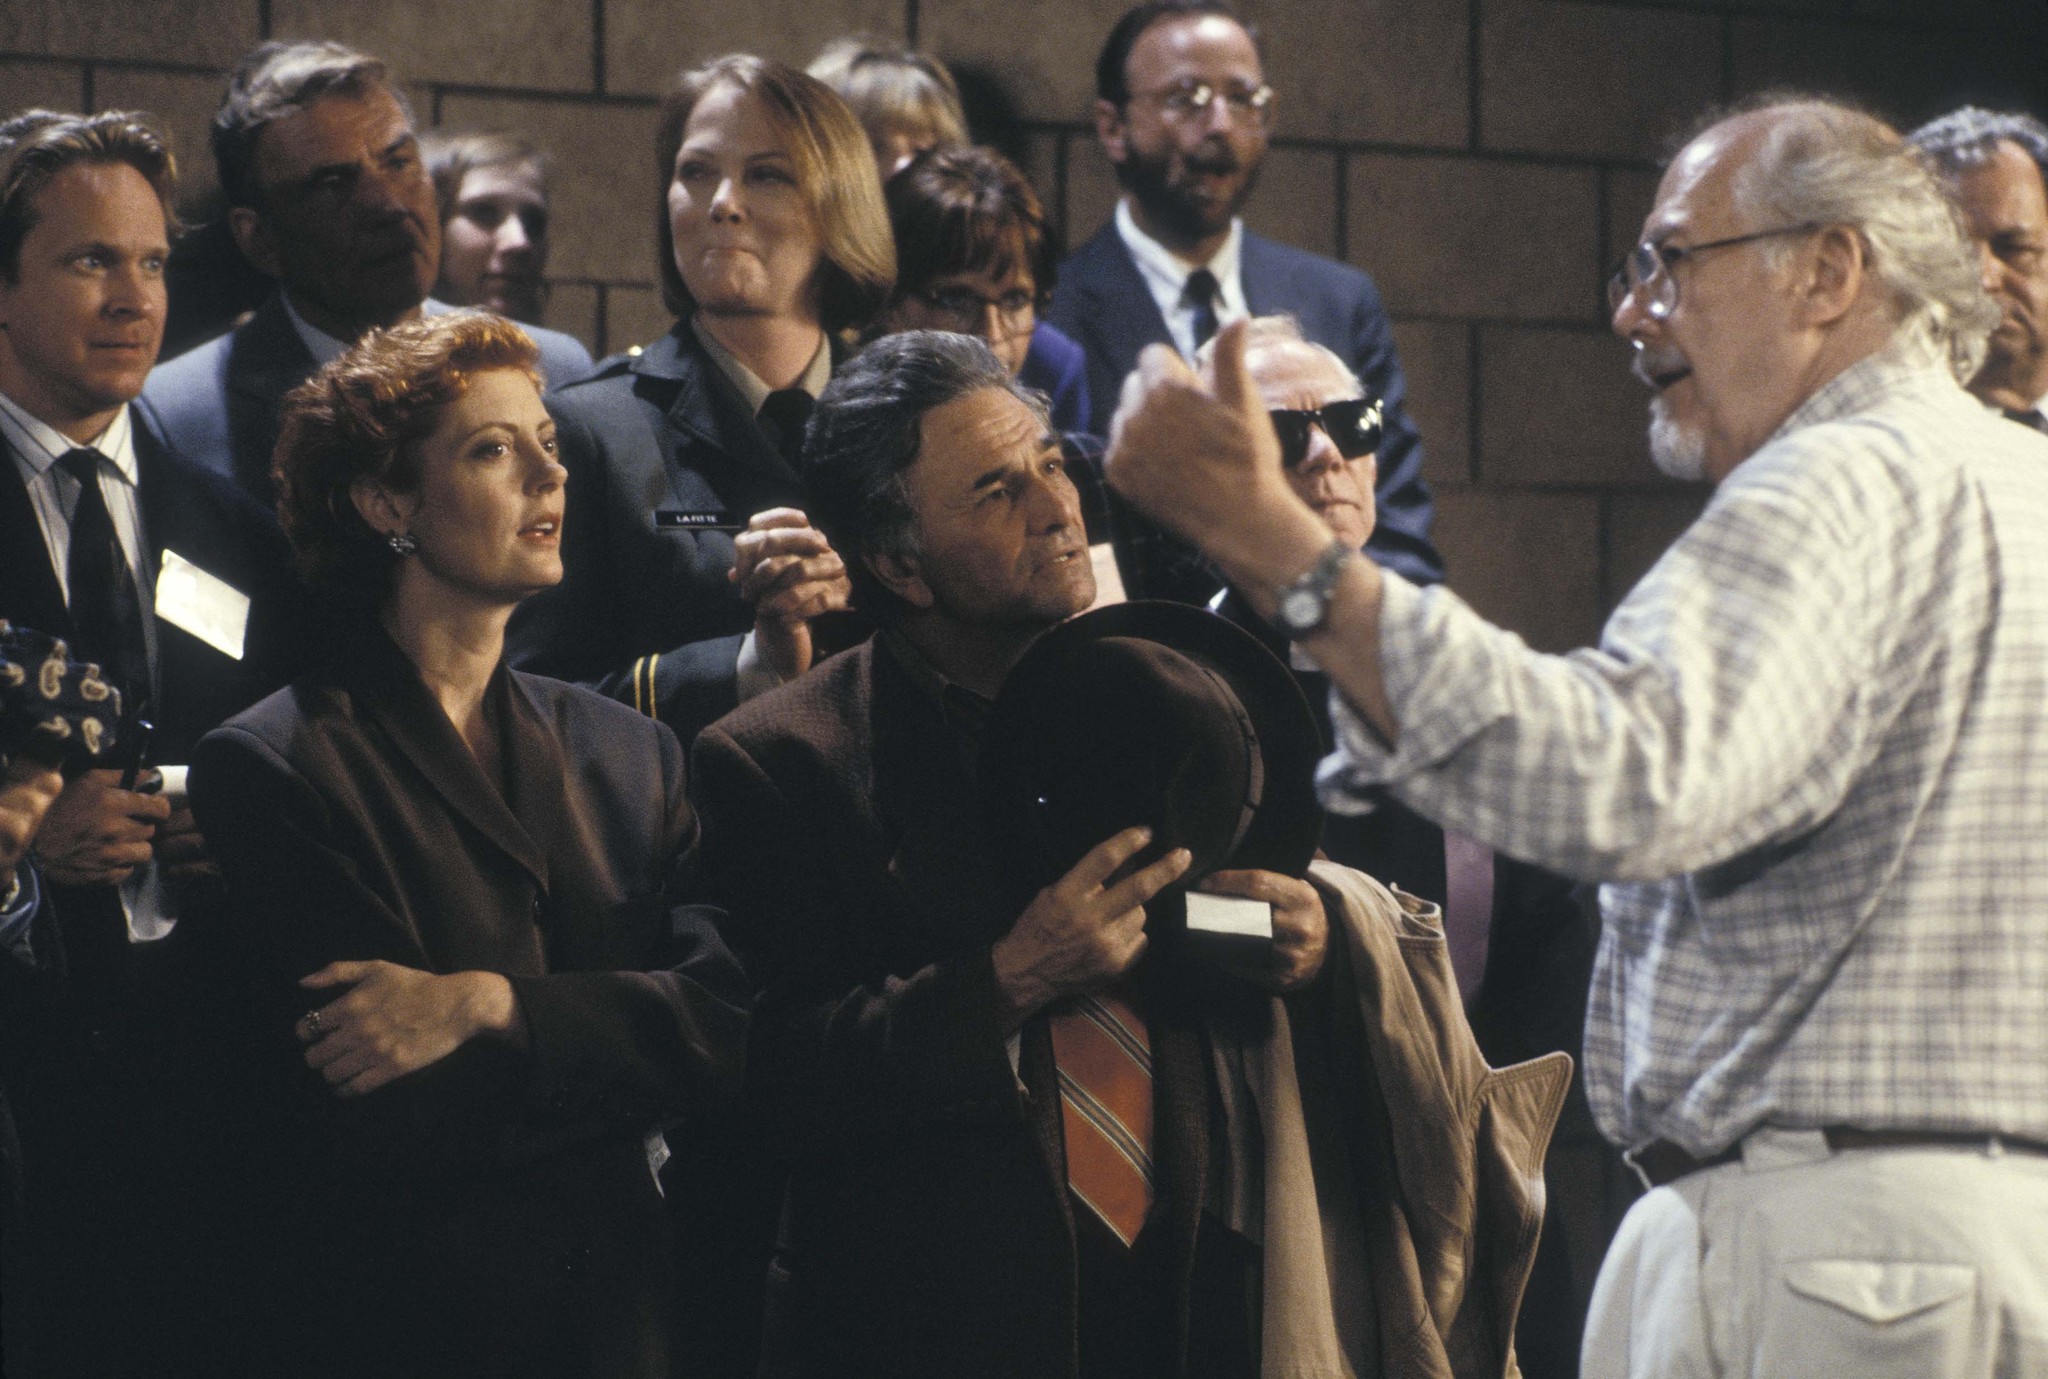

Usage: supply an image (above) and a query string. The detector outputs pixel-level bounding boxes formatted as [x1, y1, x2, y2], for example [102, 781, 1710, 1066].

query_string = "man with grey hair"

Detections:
[1109, 94, 2048, 1376]
[140, 39, 588, 509]
[1909, 106, 2048, 429]
[689, 331, 1551, 1379]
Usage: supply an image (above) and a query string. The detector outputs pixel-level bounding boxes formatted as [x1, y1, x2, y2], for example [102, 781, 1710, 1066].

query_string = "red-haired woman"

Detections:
[190, 310, 746, 1379]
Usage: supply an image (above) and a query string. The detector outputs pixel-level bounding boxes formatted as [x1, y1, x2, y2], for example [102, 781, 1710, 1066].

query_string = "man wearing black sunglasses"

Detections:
[1049, 1, 1443, 602]
[1200, 316, 1604, 1377]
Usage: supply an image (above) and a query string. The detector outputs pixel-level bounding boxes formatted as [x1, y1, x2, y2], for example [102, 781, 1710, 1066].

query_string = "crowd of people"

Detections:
[1, 1, 2045, 1376]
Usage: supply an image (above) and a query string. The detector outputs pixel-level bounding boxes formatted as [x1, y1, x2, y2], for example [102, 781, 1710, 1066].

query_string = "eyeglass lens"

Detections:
[1606, 243, 1671, 318]
[1269, 399, 1383, 467]
[1160, 81, 1273, 123]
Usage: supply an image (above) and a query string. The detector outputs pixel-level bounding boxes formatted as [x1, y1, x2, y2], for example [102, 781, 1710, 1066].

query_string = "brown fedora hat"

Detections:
[978, 602, 1323, 920]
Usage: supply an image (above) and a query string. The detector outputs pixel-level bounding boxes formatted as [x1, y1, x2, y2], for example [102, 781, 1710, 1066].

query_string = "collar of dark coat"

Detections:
[622, 320, 843, 491]
[863, 638, 1027, 952]
[343, 621, 555, 892]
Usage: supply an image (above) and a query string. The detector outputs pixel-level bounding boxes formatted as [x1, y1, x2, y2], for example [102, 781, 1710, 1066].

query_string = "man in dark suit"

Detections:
[0, 108, 307, 1375]
[691, 332, 1349, 1378]
[1908, 108, 2048, 432]
[139, 39, 592, 512]
[1048, 0, 1441, 594]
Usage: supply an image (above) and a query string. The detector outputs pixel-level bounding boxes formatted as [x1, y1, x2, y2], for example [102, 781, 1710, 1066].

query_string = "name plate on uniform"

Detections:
[655, 509, 741, 530]
[155, 549, 249, 660]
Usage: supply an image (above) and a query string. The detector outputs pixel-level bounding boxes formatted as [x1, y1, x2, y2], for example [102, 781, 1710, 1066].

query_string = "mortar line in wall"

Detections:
[426, 82, 658, 110]
[595, 284, 611, 362]
[593, 0, 607, 96]
[905, 0, 921, 47]
[1467, 0, 1483, 153]
[257, 0, 273, 39]
[80, 64, 95, 114]
[1519, 0, 2013, 35]
[16, 55, 225, 79]
[1719, 12, 1734, 103]
[1054, 131, 1072, 242]
[1593, 163, 1612, 322]
[1332, 147, 1348, 264]
[1011, 120, 1664, 172]
[1593, 492, 1612, 611]
[1467, 320, 1483, 486]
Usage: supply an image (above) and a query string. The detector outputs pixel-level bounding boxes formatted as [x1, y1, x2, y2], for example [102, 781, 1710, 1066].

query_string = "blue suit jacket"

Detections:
[1018, 320, 1091, 435]
[139, 293, 593, 514]
[1048, 221, 1443, 589]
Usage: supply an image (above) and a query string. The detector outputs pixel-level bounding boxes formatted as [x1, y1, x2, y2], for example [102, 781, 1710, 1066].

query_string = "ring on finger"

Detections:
[303, 1008, 325, 1039]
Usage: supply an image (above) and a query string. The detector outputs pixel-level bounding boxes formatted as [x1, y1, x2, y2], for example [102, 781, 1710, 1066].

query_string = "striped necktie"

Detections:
[1049, 990, 1155, 1247]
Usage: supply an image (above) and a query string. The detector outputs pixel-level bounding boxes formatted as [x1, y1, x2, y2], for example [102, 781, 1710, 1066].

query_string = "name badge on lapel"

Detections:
[155, 549, 250, 660]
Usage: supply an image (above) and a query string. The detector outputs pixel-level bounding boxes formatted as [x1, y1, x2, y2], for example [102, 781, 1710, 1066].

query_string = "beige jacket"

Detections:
[1218, 861, 1573, 1379]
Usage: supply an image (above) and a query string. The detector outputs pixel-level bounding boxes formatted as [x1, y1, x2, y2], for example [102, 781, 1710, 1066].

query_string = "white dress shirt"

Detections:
[1114, 198, 1248, 361]
[0, 390, 175, 941]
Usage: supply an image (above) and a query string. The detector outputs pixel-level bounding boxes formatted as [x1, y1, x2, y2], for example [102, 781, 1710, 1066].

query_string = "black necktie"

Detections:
[2002, 407, 2048, 435]
[58, 448, 148, 697]
[759, 388, 815, 468]
[1184, 269, 1221, 351]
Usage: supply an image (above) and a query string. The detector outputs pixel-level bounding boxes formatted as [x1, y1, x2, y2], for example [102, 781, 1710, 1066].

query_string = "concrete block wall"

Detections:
[6, 0, 2041, 651]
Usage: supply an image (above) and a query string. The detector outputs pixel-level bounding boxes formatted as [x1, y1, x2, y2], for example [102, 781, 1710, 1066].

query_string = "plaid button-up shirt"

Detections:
[1321, 347, 2048, 1155]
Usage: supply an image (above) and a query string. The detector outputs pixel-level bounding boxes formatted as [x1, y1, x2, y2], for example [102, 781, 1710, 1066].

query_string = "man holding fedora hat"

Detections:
[691, 331, 1567, 1378]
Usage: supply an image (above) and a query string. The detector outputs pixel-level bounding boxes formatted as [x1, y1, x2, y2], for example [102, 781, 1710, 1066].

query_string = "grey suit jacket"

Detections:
[140, 293, 593, 514]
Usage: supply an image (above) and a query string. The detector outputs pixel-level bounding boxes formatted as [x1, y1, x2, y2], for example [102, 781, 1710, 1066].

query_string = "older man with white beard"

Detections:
[1104, 96, 2048, 1378]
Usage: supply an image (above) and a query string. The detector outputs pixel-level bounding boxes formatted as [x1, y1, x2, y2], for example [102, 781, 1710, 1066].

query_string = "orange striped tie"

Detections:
[1049, 991, 1155, 1247]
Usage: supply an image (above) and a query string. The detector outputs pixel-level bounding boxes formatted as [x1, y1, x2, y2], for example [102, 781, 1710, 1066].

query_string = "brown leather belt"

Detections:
[1627, 1128, 2048, 1189]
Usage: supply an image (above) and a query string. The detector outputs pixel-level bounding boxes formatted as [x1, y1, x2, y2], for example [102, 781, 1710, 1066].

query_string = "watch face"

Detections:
[1280, 588, 1321, 633]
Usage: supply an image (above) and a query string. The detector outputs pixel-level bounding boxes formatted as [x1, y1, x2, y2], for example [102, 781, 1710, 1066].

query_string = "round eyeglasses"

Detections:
[916, 285, 1037, 335]
[1606, 223, 1820, 321]
[1130, 79, 1275, 128]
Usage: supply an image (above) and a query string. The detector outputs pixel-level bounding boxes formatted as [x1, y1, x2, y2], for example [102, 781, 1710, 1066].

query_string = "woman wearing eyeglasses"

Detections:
[869, 145, 1166, 604]
[505, 55, 894, 743]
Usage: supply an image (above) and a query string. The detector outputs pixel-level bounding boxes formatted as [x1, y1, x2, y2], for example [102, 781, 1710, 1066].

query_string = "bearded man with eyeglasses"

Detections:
[1107, 96, 2048, 1379]
[1048, 0, 1442, 603]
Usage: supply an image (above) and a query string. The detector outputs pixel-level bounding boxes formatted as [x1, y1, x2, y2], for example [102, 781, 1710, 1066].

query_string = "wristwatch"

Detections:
[1274, 540, 1354, 640]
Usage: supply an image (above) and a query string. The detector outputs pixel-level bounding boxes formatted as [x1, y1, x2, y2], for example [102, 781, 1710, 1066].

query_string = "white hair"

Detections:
[1731, 99, 1999, 381]
[1195, 313, 1357, 388]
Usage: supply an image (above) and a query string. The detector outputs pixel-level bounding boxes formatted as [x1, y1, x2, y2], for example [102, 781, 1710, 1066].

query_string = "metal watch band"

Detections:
[1275, 539, 1354, 639]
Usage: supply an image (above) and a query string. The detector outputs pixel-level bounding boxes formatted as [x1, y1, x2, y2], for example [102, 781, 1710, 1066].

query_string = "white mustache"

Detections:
[1631, 341, 1689, 388]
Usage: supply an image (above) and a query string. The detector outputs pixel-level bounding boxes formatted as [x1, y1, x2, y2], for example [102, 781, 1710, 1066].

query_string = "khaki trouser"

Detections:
[1582, 1127, 2048, 1379]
